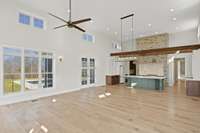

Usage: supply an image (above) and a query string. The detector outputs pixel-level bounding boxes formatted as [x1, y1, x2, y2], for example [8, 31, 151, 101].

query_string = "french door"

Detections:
[81, 58, 95, 87]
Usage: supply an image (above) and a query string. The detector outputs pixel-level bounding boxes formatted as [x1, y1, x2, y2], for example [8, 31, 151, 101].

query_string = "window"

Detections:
[18, 12, 45, 29]
[41, 53, 53, 88]
[88, 35, 93, 42]
[24, 50, 39, 91]
[33, 18, 44, 29]
[3, 48, 22, 94]
[19, 13, 30, 25]
[81, 58, 88, 85]
[83, 34, 88, 41]
[82, 34, 95, 43]
[3, 47, 54, 94]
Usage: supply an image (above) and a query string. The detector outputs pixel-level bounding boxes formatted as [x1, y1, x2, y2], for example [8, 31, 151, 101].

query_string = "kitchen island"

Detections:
[125, 75, 166, 91]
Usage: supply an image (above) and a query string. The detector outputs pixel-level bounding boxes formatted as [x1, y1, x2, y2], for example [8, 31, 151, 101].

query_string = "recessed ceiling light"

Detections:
[148, 24, 152, 27]
[67, 9, 71, 13]
[106, 27, 110, 31]
[130, 28, 133, 31]
[170, 8, 175, 12]
[173, 17, 177, 21]
[114, 32, 118, 35]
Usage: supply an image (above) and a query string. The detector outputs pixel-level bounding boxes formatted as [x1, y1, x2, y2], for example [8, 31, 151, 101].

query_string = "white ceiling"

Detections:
[19, 0, 200, 40]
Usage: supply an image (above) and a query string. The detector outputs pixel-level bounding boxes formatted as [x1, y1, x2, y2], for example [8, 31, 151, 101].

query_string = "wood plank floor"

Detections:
[0, 81, 200, 133]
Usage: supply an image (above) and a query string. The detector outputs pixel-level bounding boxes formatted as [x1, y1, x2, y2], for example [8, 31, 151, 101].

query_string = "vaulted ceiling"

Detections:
[19, 0, 200, 40]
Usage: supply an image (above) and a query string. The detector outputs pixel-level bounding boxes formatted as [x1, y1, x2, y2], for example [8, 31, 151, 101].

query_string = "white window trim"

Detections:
[0, 44, 56, 97]
[81, 57, 96, 88]
[83, 33, 95, 43]
[18, 10, 46, 30]
[33, 17, 46, 30]
[18, 10, 32, 26]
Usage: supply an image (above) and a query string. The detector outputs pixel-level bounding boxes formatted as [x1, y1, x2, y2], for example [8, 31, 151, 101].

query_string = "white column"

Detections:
[21, 48, 25, 92]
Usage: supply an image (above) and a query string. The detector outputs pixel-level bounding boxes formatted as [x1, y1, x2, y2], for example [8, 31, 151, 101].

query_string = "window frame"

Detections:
[3, 47, 23, 94]
[41, 52, 54, 88]
[1, 45, 55, 96]
[24, 49, 40, 91]
[82, 33, 95, 43]
[81, 58, 88, 85]
[81, 57, 96, 86]
[33, 17, 45, 29]
[19, 12, 31, 25]
[18, 10, 46, 30]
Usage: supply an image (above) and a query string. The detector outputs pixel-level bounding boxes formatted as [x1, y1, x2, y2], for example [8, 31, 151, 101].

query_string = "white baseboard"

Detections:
[0, 88, 81, 106]
[0, 84, 106, 106]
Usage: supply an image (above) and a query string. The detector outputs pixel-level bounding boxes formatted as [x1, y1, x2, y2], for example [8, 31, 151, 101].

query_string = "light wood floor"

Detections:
[0, 81, 200, 133]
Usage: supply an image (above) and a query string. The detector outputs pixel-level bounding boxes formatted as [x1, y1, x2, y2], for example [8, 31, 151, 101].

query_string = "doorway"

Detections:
[119, 65, 124, 83]
[129, 61, 136, 75]
[81, 58, 96, 87]
[174, 58, 185, 82]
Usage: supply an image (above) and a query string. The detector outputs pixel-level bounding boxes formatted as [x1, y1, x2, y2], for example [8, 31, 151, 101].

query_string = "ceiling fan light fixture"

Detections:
[49, 0, 92, 32]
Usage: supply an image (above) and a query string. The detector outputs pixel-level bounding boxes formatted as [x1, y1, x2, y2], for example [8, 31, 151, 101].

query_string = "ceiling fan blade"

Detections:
[72, 25, 86, 32]
[71, 18, 92, 25]
[48, 13, 69, 23]
[54, 24, 68, 29]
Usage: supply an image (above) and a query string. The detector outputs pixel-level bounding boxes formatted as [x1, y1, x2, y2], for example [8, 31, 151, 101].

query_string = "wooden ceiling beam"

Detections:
[111, 44, 200, 57]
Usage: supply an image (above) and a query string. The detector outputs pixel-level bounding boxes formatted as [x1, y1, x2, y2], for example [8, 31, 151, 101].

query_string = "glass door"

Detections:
[81, 58, 95, 87]
[89, 58, 95, 85]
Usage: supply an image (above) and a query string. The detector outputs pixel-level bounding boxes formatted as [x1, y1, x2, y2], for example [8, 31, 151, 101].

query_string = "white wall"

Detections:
[122, 39, 136, 51]
[192, 21, 200, 79]
[0, 0, 113, 105]
[169, 29, 198, 46]
[192, 49, 200, 79]
[192, 18, 200, 80]
[168, 28, 198, 86]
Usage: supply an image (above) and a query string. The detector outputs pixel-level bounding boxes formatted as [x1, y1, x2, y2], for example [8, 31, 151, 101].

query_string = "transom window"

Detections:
[19, 13, 30, 25]
[33, 18, 44, 29]
[82, 34, 95, 43]
[18, 12, 45, 29]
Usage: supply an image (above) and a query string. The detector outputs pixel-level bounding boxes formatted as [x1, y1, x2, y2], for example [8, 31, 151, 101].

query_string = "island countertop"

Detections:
[124, 75, 166, 80]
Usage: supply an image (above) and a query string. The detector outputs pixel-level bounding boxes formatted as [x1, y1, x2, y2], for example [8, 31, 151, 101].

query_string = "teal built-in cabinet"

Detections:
[125, 75, 165, 91]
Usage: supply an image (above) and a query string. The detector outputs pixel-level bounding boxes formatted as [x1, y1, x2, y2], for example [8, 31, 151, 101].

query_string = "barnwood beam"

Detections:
[111, 44, 200, 57]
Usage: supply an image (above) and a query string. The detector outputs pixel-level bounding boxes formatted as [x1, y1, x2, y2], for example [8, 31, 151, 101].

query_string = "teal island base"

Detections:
[125, 75, 165, 91]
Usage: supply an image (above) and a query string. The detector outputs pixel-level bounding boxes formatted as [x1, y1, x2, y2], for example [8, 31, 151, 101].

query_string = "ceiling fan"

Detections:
[49, 0, 92, 32]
